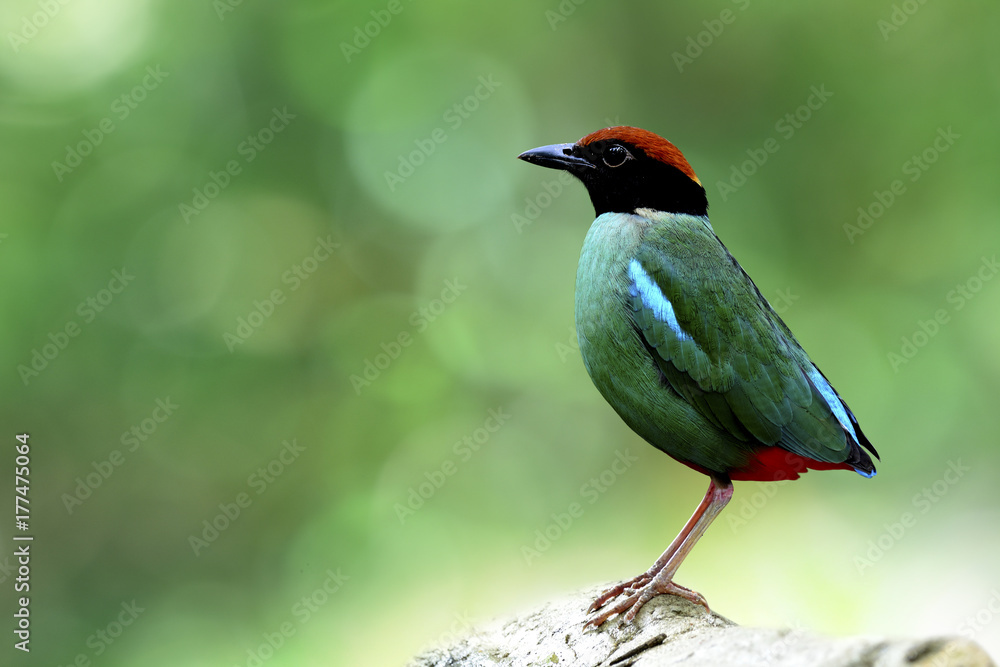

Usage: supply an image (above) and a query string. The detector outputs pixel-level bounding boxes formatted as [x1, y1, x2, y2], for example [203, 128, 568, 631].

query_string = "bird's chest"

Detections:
[573, 214, 647, 383]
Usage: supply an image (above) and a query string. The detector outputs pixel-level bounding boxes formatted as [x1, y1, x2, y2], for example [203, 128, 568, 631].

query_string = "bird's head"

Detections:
[517, 126, 707, 217]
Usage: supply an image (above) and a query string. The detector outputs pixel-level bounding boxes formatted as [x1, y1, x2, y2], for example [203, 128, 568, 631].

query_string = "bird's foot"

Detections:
[584, 574, 708, 628]
[586, 573, 654, 613]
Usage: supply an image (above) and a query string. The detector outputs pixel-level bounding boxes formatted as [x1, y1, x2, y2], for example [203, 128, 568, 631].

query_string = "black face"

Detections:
[518, 139, 708, 217]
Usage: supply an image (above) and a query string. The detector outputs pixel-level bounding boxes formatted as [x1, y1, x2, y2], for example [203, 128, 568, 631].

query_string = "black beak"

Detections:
[517, 143, 594, 171]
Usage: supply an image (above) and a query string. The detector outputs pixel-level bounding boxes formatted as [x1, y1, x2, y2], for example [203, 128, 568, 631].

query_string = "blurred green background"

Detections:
[2, 0, 999, 664]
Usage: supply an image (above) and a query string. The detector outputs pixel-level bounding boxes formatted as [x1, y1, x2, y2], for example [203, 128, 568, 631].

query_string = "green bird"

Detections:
[517, 126, 879, 627]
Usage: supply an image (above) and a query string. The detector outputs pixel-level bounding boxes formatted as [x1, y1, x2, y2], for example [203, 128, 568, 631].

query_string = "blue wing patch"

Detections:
[806, 367, 859, 443]
[628, 258, 693, 343]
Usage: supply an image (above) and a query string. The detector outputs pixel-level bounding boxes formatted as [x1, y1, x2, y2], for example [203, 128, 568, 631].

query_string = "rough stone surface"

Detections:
[409, 585, 995, 667]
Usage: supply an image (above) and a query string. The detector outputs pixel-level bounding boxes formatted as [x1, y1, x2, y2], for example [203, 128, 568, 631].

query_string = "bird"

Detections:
[517, 126, 879, 628]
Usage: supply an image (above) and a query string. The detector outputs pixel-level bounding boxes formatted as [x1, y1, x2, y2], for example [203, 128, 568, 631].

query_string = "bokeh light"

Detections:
[2, 2, 999, 666]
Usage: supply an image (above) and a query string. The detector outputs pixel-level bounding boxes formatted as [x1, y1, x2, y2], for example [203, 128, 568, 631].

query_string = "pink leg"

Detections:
[585, 476, 733, 628]
[587, 477, 718, 612]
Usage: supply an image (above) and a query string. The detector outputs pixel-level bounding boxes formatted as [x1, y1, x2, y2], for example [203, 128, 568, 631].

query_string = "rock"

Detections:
[408, 584, 995, 667]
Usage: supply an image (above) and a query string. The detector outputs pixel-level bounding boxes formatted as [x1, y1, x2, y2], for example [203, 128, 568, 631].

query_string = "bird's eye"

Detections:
[603, 145, 631, 168]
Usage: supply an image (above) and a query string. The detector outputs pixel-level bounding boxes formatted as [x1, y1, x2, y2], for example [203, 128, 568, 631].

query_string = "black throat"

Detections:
[572, 143, 709, 217]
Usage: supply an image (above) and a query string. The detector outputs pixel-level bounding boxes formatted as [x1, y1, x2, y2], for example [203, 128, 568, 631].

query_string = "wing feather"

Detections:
[626, 219, 875, 472]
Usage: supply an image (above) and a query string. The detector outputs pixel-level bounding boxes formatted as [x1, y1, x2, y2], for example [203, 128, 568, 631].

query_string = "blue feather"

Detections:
[806, 367, 858, 442]
[628, 259, 693, 343]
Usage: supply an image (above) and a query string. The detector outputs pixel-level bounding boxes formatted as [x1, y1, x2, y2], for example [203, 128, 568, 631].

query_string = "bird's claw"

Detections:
[584, 576, 709, 628]
[586, 573, 653, 613]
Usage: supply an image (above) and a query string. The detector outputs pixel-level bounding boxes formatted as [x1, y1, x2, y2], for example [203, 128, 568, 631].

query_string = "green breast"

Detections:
[574, 212, 755, 474]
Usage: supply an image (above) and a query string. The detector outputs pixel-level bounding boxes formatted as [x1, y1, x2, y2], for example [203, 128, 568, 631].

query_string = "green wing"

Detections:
[627, 216, 872, 470]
